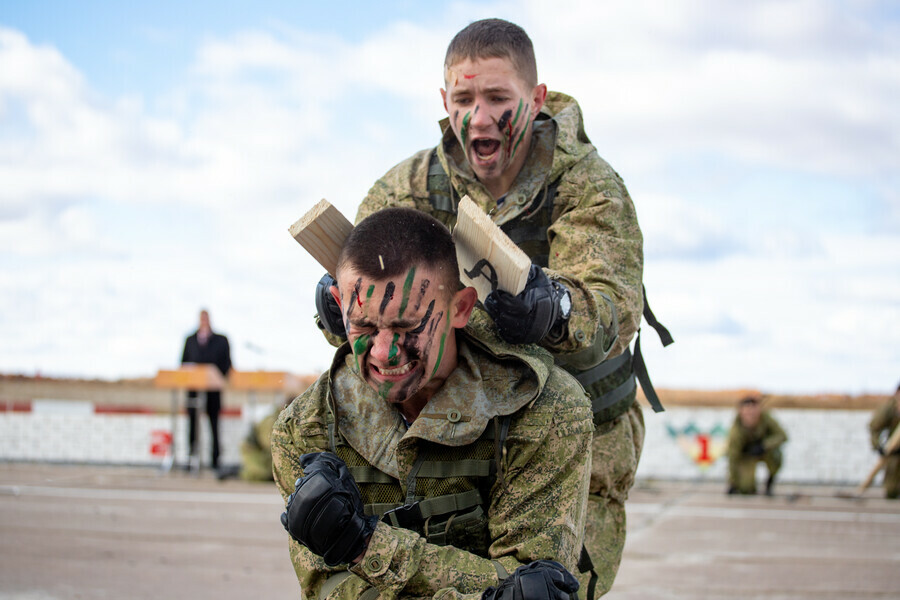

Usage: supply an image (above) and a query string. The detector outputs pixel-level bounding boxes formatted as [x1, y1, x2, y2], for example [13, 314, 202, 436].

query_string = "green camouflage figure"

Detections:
[868, 384, 900, 499]
[238, 405, 280, 482]
[726, 395, 788, 495]
[275, 208, 593, 599]
[320, 19, 648, 597]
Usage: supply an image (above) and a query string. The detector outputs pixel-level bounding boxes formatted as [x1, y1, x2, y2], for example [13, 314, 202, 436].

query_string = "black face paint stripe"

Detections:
[379, 282, 396, 314]
[347, 277, 363, 316]
[409, 300, 435, 335]
[498, 109, 513, 130]
[413, 279, 430, 312]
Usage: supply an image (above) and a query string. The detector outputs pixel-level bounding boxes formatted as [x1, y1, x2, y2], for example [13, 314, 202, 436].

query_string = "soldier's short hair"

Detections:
[444, 18, 538, 88]
[739, 395, 761, 406]
[337, 207, 459, 297]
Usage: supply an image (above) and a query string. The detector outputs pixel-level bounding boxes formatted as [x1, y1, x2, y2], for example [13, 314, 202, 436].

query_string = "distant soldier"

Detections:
[726, 394, 787, 495]
[868, 383, 900, 499]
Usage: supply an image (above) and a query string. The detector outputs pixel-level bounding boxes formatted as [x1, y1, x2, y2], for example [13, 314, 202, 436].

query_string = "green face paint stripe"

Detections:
[461, 111, 472, 148]
[429, 311, 451, 378]
[398, 267, 416, 319]
[378, 381, 394, 399]
[388, 333, 400, 365]
[512, 123, 528, 159]
[366, 285, 375, 301]
[511, 98, 523, 127]
[352, 334, 370, 357]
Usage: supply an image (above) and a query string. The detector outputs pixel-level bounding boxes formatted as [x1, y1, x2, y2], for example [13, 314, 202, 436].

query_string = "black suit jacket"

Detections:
[181, 331, 232, 376]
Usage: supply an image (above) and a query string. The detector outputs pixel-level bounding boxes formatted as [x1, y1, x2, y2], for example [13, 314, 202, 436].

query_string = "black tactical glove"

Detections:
[484, 265, 571, 345]
[280, 452, 377, 566]
[482, 560, 579, 600]
[315, 273, 347, 339]
[743, 441, 765, 457]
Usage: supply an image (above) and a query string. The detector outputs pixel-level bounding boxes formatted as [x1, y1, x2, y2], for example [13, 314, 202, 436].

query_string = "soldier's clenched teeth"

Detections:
[375, 362, 416, 377]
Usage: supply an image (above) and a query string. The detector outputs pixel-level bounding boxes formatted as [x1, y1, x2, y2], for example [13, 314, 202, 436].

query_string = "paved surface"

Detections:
[1, 463, 898, 599]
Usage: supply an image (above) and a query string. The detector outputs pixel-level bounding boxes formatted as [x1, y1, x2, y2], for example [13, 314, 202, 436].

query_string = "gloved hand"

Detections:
[315, 273, 347, 339]
[482, 560, 579, 600]
[484, 265, 571, 345]
[280, 452, 377, 566]
[743, 441, 765, 457]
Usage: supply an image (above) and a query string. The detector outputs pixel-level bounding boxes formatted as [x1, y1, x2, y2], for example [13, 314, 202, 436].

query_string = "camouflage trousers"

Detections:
[728, 448, 782, 494]
[882, 455, 900, 499]
[578, 402, 645, 598]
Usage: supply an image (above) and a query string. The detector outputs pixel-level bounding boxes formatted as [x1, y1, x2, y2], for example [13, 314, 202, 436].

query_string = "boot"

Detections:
[765, 474, 775, 496]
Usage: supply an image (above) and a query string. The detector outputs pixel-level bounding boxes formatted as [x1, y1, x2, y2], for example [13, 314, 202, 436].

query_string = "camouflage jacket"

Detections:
[272, 321, 594, 600]
[869, 399, 900, 451]
[726, 411, 788, 459]
[357, 91, 644, 363]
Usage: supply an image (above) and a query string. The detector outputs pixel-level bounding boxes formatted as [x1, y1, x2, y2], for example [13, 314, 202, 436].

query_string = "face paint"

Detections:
[413, 279, 430, 312]
[398, 267, 416, 319]
[387, 333, 400, 366]
[347, 277, 363, 316]
[460, 111, 472, 152]
[379, 281, 395, 314]
[429, 310, 452, 377]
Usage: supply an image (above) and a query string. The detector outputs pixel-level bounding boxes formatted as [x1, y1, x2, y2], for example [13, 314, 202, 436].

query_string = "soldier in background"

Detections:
[726, 394, 787, 495]
[274, 208, 591, 599]
[868, 383, 900, 499]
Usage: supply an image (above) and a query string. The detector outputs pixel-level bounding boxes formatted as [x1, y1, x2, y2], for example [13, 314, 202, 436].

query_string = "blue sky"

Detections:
[1, 0, 898, 393]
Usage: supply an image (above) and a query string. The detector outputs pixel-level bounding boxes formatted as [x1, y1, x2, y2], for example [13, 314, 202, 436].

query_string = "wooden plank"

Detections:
[288, 199, 354, 276]
[154, 365, 226, 391]
[452, 196, 532, 303]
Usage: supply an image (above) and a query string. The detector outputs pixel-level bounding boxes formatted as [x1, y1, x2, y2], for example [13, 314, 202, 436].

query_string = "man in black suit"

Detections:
[181, 309, 231, 469]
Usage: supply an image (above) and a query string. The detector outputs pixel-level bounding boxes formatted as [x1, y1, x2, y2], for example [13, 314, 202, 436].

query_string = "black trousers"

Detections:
[187, 391, 221, 468]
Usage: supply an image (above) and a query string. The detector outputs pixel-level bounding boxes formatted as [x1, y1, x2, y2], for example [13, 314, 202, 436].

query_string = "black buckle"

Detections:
[382, 502, 423, 530]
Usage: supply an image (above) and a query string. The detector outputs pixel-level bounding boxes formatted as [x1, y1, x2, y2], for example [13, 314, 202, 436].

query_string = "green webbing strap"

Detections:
[427, 150, 456, 214]
[492, 560, 509, 581]
[318, 571, 352, 600]
[404, 454, 427, 504]
[326, 420, 337, 453]
[365, 502, 402, 517]
[577, 545, 599, 600]
[574, 349, 631, 388]
[359, 588, 380, 600]
[641, 284, 674, 347]
[348, 465, 396, 485]
[416, 489, 482, 519]
[591, 373, 636, 415]
[416, 458, 492, 479]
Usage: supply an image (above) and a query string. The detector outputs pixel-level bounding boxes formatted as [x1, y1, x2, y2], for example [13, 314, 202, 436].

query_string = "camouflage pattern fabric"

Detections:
[239, 407, 278, 482]
[355, 91, 645, 595]
[271, 322, 594, 599]
[869, 398, 900, 499]
[726, 411, 788, 494]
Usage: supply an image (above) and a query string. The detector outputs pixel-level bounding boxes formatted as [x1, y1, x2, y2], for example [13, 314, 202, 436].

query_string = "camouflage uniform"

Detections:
[726, 411, 787, 494]
[239, 407, 279, 482]
[868, 398, 900, 499]
[272, 321, 594, 599]
[356, 91, 644, 595]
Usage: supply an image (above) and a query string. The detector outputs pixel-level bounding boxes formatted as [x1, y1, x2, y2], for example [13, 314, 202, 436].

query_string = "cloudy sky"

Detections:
[1, 0, 897, 394]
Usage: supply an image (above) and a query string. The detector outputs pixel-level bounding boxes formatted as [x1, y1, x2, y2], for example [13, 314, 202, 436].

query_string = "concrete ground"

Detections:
[0, 463, 898, 599]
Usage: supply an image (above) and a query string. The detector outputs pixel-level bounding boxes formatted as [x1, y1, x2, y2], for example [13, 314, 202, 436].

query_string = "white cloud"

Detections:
[0, 3, 897, 394]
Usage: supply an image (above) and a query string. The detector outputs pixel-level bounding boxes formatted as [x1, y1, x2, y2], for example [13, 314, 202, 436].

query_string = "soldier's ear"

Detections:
[450, 287, 477, 328]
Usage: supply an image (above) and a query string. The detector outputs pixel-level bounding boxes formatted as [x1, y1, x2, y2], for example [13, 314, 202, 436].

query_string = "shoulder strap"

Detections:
[632, 285, 674, 413]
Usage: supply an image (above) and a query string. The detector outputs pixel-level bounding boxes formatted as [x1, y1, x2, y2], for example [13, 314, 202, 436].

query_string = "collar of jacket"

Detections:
[325, 315, 554, 479]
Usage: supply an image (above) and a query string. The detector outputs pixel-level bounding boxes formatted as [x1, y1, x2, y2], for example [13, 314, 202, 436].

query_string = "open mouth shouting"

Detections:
[472, 138, 502, 165]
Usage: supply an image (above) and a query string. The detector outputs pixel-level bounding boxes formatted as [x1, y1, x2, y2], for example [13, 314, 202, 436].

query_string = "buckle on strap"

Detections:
[382, 501, 423, 529]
